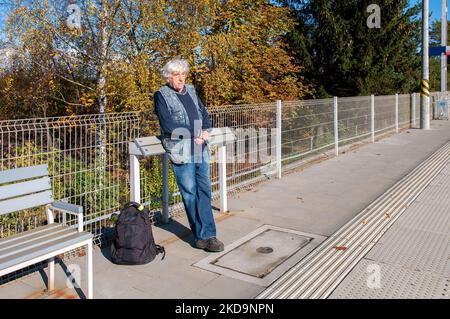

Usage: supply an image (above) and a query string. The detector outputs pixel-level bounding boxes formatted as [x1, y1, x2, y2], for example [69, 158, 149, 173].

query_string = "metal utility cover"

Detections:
[194, 225, 326, 286]
[214, 229, 310, 278]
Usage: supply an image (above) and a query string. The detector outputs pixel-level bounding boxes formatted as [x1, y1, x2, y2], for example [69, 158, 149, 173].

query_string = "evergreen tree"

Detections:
[278, 0, 422, 97]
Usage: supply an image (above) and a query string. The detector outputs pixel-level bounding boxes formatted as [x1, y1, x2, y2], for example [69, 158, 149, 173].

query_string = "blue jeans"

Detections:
[171, 146, 216, 241]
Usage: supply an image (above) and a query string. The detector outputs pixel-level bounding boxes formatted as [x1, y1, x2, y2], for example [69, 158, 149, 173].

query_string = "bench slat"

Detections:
[0, 190, 53, 215]
[0, 164, 48, 184]
[0, 177, 51, 201]
[0, 225, 67, 253]
[0, 224, 61, 247]
[0, 228, 77, 260]
[0, 232, 93, 273]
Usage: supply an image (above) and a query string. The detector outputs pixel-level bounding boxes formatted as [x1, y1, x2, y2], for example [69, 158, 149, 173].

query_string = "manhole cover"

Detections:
[212, 229, 312, 279]
[194, 225, 326, 286]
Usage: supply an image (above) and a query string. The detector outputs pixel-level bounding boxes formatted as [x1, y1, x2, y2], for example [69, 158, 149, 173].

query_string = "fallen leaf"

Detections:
[334, 246, 347, 251]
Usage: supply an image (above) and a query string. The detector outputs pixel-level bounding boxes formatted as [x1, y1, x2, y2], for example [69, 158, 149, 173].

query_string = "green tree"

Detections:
[278, 0, 422, 97]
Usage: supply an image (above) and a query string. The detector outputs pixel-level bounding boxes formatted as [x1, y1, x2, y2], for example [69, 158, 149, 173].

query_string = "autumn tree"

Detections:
[1, 0, 308, 119]
[197, 0, 310, 106]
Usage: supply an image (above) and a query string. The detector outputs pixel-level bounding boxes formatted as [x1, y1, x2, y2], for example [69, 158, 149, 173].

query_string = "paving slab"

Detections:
[329, 259, 450, 299]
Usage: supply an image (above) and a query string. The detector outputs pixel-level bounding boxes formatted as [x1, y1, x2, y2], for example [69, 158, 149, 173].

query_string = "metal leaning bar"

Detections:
[129, 127, 236, 217]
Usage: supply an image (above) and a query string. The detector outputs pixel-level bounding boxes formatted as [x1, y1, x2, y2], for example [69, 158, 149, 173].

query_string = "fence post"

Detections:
[371, 94, 375, 143]
[395, 93, 399, 133]
[130, 154, 140, 203]
[276, 100, 282, 179]
[161, 153, 169, 223]
[411, 93, 416, 128]
[218, 145, 228, 213]
[334, 96, 339, 156]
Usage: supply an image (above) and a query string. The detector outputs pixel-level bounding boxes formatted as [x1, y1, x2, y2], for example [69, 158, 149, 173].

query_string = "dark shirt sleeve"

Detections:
[198, 96, 212, 130]
[154, 91, 190, 135]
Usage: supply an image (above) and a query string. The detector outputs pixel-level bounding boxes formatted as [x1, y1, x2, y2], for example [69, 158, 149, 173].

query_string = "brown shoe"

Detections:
[195, 239, 208, 249]
[205, 237, 224, 252]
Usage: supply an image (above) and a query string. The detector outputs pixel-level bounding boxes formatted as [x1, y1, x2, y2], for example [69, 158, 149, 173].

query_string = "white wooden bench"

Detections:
[0, 164, 93, 299]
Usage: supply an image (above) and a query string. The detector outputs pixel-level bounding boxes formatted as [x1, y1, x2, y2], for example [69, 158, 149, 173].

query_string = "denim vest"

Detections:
[158, 84, 208, 164]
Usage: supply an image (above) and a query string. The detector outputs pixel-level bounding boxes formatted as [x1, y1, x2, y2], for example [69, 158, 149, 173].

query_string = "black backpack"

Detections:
[111, 202, 165, 265]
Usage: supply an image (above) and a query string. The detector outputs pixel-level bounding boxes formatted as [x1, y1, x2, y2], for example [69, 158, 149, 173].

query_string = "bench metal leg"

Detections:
[48, 257, 55, 291]
[87, 241, 93, 299]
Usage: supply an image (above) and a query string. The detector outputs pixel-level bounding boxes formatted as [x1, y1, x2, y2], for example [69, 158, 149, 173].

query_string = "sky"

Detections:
[419, 0, 447, 23]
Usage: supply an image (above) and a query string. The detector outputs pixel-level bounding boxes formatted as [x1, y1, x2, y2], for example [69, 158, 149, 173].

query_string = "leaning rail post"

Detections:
[129, 136, 167, 221]
[161, 153, 169, 223]
[130, 153, 141, 204]
[209, 128, 235, 213]
[218, 144, 227, 213]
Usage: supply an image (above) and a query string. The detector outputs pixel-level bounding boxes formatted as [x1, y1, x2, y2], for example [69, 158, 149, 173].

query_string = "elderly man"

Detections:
[153, 58, 224, 252]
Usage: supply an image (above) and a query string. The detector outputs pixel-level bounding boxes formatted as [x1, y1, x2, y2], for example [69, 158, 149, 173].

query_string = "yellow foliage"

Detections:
[2, 0, 309, 119]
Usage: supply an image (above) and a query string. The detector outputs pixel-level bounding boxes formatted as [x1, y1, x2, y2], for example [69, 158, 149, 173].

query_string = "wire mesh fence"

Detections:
[0, 113, 140, 243]
[0, 92, 445, 245]
[281, 99, 334, 166]
[209, 102, 277, 192]
[337, 96, 372, 145]
[374, 95, 396, 133]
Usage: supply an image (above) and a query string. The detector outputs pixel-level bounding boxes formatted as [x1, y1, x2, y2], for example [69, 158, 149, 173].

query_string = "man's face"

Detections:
[168, 71, 186, 92]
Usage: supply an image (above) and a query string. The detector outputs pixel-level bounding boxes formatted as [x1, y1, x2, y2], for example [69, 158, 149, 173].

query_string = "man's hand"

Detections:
[201, 130, 209, 141]
[194, 138, 204, 144]
[194, 130, 209, 144]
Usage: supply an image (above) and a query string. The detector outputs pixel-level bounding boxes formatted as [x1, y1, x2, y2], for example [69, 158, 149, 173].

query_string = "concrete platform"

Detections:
[1, 120, 450, 299]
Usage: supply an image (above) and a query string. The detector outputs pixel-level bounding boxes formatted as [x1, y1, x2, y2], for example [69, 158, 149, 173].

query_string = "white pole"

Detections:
[411, 93, 416, 127]
[218, 145, 228, 213]
[421, 0, 431, 129]
[130, 154, 140, 203]
[276, 100, 282, 179]
[395, 93, 399, 133]
[442, 0, 447, 93]
[334, 97, 338, 156]
[371, 94, 375, 142]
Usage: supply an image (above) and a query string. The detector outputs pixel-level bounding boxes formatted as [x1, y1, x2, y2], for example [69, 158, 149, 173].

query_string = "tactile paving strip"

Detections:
[331, 153, 450, 298]
[257, 141, 450, 299]
[329, 259, 450, 299]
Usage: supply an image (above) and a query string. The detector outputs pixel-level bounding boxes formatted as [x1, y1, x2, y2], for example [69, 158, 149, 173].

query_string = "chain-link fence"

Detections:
[0, 93, 443, 245]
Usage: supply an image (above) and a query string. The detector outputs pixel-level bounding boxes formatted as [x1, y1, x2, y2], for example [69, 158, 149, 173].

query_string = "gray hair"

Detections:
[161, 58, 190, 81]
